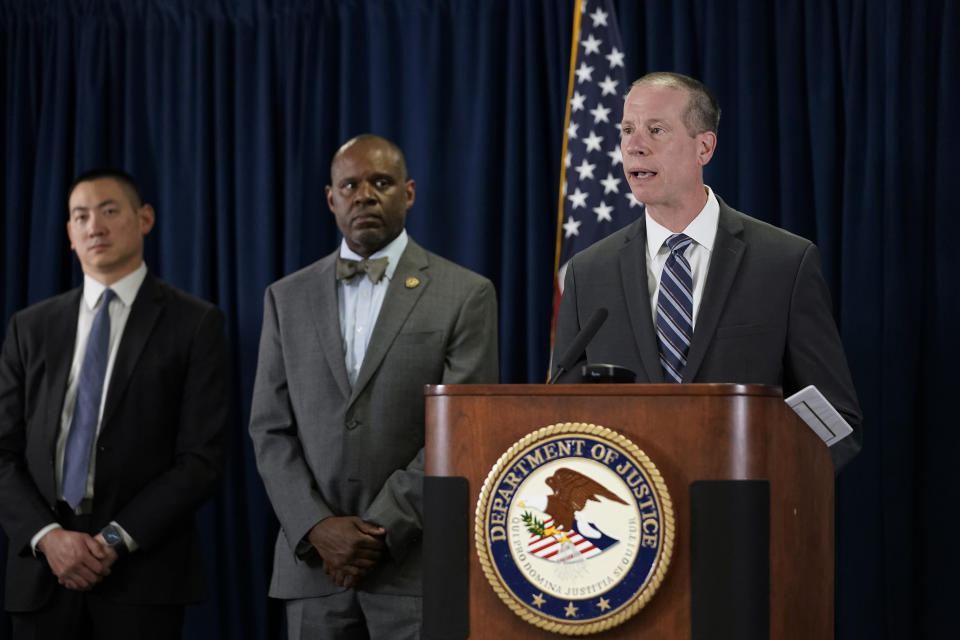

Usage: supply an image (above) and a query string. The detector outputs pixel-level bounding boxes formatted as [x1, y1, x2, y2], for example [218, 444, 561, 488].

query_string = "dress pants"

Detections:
[286, 590, 421, 640]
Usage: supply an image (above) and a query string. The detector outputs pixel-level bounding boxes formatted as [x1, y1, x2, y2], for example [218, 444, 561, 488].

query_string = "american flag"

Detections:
[527, 516, 617, 562]
[552, 0, 640, 331]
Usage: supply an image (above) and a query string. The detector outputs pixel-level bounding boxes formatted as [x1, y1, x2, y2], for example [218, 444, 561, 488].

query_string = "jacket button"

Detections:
[345, 419, 359, 430]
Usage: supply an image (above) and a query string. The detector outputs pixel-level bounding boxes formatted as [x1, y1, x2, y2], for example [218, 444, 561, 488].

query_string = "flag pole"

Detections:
[550, 0, 584, 357]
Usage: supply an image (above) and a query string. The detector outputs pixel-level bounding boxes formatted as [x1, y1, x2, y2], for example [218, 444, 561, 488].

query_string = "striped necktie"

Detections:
[62, 288, 115, 509]
[655, 234, 693, 383]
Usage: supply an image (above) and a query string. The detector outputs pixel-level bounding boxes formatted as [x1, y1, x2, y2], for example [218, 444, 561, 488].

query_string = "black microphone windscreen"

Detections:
[556, 307, 608, 373]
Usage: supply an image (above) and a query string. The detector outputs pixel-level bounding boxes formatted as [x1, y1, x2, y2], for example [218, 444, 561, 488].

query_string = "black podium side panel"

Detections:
[423, 476, 470, 640]
[690, 480, 770, 640]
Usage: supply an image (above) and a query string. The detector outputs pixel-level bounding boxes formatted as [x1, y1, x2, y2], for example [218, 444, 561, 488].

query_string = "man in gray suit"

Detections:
[552, 72, 862, 470]
[249, 134, 498, 639]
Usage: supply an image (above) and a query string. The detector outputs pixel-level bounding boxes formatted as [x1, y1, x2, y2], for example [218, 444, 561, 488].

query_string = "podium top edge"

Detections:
[424, 383, 783, 398]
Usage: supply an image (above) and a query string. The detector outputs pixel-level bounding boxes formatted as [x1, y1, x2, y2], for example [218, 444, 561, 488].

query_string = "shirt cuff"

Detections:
[31, 523, 62, 556]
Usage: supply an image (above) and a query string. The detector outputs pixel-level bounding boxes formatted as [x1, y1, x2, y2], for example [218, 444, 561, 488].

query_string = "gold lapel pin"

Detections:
[405, 277, 420, 289]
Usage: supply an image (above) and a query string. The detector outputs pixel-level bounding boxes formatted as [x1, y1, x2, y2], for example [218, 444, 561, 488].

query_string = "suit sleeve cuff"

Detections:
[110, 520, 139, 552]
[293, 517, 329, 560]
[363, 488, 422, 561]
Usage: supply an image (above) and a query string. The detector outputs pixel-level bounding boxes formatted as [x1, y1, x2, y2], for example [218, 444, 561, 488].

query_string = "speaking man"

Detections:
[552, 72, 861, 470]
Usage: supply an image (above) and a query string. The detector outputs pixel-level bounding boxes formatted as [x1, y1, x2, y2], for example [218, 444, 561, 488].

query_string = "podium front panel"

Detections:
[424, 384, 833, 640]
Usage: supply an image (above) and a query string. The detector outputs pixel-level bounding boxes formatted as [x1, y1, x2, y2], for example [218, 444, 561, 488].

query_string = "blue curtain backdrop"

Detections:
[0, 1, 956, 638]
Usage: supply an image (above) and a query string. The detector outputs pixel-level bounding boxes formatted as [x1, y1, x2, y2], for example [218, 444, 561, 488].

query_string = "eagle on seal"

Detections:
[544, 467, 628, 533]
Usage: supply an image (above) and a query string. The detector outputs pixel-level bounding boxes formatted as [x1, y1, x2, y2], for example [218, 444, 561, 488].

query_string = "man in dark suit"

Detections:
[249, 134, 498, 639]
[552, 72, 862, 470]
[0, 169, 228, 638]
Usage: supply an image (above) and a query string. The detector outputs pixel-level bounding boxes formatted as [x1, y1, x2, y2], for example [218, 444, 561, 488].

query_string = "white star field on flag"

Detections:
[557, 0, 641, 289]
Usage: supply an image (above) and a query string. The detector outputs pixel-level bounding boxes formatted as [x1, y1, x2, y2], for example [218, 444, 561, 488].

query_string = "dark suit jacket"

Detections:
[552, 197, 862, 469]
[249, 238, 498, 598]
[0, 273, 228, 612]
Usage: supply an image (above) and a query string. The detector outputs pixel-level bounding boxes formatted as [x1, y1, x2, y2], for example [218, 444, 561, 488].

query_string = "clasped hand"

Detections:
[37, 528, 119, 591]
[308, 516, 386, 588]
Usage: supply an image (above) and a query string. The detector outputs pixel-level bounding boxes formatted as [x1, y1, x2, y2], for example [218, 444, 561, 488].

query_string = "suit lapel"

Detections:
[618, 219, 663, 383]
[683, 200, 745, 382]
[308, 255, 352, 401]
[40, 290, 82, 455]
[349, 240, 429, 404]
[101, 275, 164, 428]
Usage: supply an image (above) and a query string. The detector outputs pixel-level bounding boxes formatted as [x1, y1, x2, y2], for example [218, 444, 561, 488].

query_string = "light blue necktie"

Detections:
[656, 234, 693, 383]
[62, 288, 115, 509]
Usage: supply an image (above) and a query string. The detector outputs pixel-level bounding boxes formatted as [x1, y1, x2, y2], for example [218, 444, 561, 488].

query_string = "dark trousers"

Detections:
[11, 589, 184, 640]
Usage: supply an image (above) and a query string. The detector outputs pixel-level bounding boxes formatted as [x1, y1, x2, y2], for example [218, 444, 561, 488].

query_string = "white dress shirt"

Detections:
[31, 263, 147, 552]
[645, 186, 720, 329]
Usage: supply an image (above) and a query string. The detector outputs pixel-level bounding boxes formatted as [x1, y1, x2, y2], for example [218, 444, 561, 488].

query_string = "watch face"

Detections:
[103, 527, 122, 546]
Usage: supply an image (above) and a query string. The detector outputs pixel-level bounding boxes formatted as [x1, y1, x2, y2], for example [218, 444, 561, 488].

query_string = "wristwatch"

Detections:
[100, 524, 129, 556]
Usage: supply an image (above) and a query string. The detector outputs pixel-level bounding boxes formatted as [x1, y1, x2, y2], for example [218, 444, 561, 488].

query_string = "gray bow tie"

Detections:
[336, 256, 389, 284]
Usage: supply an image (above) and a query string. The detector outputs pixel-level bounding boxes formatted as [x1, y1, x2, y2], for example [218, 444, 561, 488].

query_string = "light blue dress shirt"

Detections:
[338, 230, 409, 386]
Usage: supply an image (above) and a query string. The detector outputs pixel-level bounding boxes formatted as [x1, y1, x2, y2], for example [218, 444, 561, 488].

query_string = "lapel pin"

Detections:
[405, 277, 420, 289]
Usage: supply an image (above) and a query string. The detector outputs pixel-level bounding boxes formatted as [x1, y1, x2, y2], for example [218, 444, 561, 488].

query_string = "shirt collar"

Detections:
[338, 229, 409, 281]
[645, 186, 720, 256]
[82, 262, 148, 310]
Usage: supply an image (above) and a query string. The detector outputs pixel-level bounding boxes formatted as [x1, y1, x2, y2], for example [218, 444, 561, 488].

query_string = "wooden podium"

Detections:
[423, 384, 834, 640]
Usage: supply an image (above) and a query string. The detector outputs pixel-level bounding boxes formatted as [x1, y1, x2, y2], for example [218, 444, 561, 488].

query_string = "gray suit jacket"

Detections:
[249, 238, 498, 598]
[552, 197, 862, 470]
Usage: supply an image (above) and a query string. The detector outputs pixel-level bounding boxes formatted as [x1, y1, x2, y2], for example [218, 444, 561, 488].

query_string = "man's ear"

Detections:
[404, 179, 416, 210]
[697, 131, 717, 167]
[326, 185, 336, 213]
[138, 204, 156, 235]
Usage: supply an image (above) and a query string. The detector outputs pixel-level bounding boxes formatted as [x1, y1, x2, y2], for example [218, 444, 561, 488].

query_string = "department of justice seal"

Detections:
[475, 423, 674, 635]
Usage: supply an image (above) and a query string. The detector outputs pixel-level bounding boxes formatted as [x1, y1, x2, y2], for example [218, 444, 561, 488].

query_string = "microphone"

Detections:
[549, 307, 608, 384]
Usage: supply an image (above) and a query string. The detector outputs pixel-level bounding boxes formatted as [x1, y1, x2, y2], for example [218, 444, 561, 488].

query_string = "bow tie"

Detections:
[336, 256, 389, 284]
